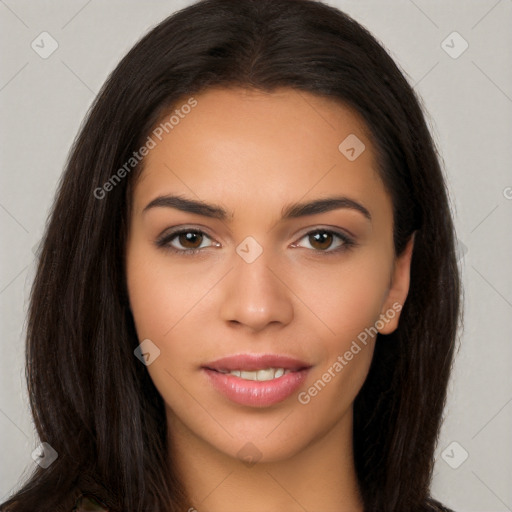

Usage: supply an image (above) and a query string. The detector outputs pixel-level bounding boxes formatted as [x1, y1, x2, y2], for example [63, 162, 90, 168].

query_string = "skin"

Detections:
[126, 87, 414, 512]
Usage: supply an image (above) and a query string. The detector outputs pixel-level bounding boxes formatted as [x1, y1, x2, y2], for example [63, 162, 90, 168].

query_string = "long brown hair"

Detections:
[1, 1, 461, 510]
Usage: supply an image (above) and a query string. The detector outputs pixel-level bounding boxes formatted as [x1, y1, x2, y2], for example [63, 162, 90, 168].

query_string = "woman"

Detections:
[0, 0, 461, 510]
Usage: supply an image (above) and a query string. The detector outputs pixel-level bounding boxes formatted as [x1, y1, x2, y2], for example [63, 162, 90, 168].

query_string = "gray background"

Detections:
[1, 1, 511, 510]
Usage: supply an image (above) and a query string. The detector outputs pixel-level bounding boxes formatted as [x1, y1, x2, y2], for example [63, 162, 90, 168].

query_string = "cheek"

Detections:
[126, 243, 221, 390]
[296, 339, 375, 442]
[126, 247, 204, 408]
[292, 253, 392, 343]
[293, 253, 390, 405]
[295, 261, 388, 422]
[126, 241, 209, 340]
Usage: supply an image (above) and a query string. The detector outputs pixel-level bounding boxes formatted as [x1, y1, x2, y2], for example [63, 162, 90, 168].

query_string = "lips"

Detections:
[204, 353, 310, 372]
[202, 353, 312, 407]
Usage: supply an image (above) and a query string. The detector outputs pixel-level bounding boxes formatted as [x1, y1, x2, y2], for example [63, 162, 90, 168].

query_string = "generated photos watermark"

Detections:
[298, 302, 402, 405]
[93, 97, 198, 200]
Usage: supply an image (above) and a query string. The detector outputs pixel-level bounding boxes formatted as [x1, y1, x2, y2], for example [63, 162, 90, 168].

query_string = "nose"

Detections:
[219, 247, 294, 333]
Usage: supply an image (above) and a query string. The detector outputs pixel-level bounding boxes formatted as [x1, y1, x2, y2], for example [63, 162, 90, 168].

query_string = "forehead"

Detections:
[132, 87, 387, 221]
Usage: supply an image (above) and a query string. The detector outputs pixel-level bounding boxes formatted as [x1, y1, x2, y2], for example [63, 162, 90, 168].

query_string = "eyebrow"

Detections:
[142, 194, 372, 222]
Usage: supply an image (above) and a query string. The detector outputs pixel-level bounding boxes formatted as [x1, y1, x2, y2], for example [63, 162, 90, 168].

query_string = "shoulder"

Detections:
[72, 494, 109, 512]
[425, 497, 456, 512]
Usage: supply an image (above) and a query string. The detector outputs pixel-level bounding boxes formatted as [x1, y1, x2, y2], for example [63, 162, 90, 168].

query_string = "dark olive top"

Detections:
[72, 494, 109, 511]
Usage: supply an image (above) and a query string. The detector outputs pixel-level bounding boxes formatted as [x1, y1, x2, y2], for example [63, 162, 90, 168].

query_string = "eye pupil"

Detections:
[310, 231, 333, 250]
[180, 231, 202, 248]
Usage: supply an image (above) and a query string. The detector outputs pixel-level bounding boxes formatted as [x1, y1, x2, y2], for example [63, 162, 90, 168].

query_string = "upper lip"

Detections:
[203, 354, 311, 372]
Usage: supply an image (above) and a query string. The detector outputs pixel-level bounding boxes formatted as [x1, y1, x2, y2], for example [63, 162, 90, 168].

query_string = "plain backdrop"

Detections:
[1, 1, 511, 510]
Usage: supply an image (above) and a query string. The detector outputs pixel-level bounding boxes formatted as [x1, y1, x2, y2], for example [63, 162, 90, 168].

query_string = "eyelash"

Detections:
[155, 227, 356, 257]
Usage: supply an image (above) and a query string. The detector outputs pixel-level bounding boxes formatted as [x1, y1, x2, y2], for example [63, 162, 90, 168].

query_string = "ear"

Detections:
[377, 232, 415, 335]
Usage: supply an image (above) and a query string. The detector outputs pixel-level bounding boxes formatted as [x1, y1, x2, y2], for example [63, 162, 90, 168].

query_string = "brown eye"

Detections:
[176, 231, 204, 249]
[155, 228, 217, 255]
[308, 231, 334, 251]
[292, 229, 355, 256]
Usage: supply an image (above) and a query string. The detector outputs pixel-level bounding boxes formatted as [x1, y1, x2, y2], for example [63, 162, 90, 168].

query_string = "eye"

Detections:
[155, 228, 217, 255]
[155, 227, 355, 256]
[292, 229, 355, 255]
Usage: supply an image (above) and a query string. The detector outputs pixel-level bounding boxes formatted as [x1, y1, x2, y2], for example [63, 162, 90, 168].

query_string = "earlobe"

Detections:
[377, 232, 415, 335]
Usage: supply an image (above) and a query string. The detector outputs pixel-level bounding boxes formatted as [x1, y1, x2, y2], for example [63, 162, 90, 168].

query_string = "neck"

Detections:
[167, 407, 364, 512]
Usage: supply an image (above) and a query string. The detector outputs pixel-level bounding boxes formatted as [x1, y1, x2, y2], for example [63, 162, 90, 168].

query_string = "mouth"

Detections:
[201, 354, 312, 407]
[212, 367, 295, 381]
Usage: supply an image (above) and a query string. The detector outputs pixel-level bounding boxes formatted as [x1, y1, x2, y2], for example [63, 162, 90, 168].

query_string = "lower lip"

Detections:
[202, 368, 310, 407]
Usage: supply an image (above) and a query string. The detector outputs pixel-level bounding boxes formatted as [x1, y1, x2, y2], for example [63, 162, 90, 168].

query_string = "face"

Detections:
[126, 87, 413, 464]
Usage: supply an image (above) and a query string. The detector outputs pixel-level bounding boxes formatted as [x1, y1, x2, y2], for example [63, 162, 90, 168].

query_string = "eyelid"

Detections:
[155, 225, 356, 255]
[291, 227, 355, 255]
[155, 226, 218, 252]
[293, 225, 355, 243]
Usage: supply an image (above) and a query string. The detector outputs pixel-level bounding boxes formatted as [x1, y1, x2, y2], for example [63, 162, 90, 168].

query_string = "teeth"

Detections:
[274, 368, 284, 378]
[221, 367, 290, 381]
